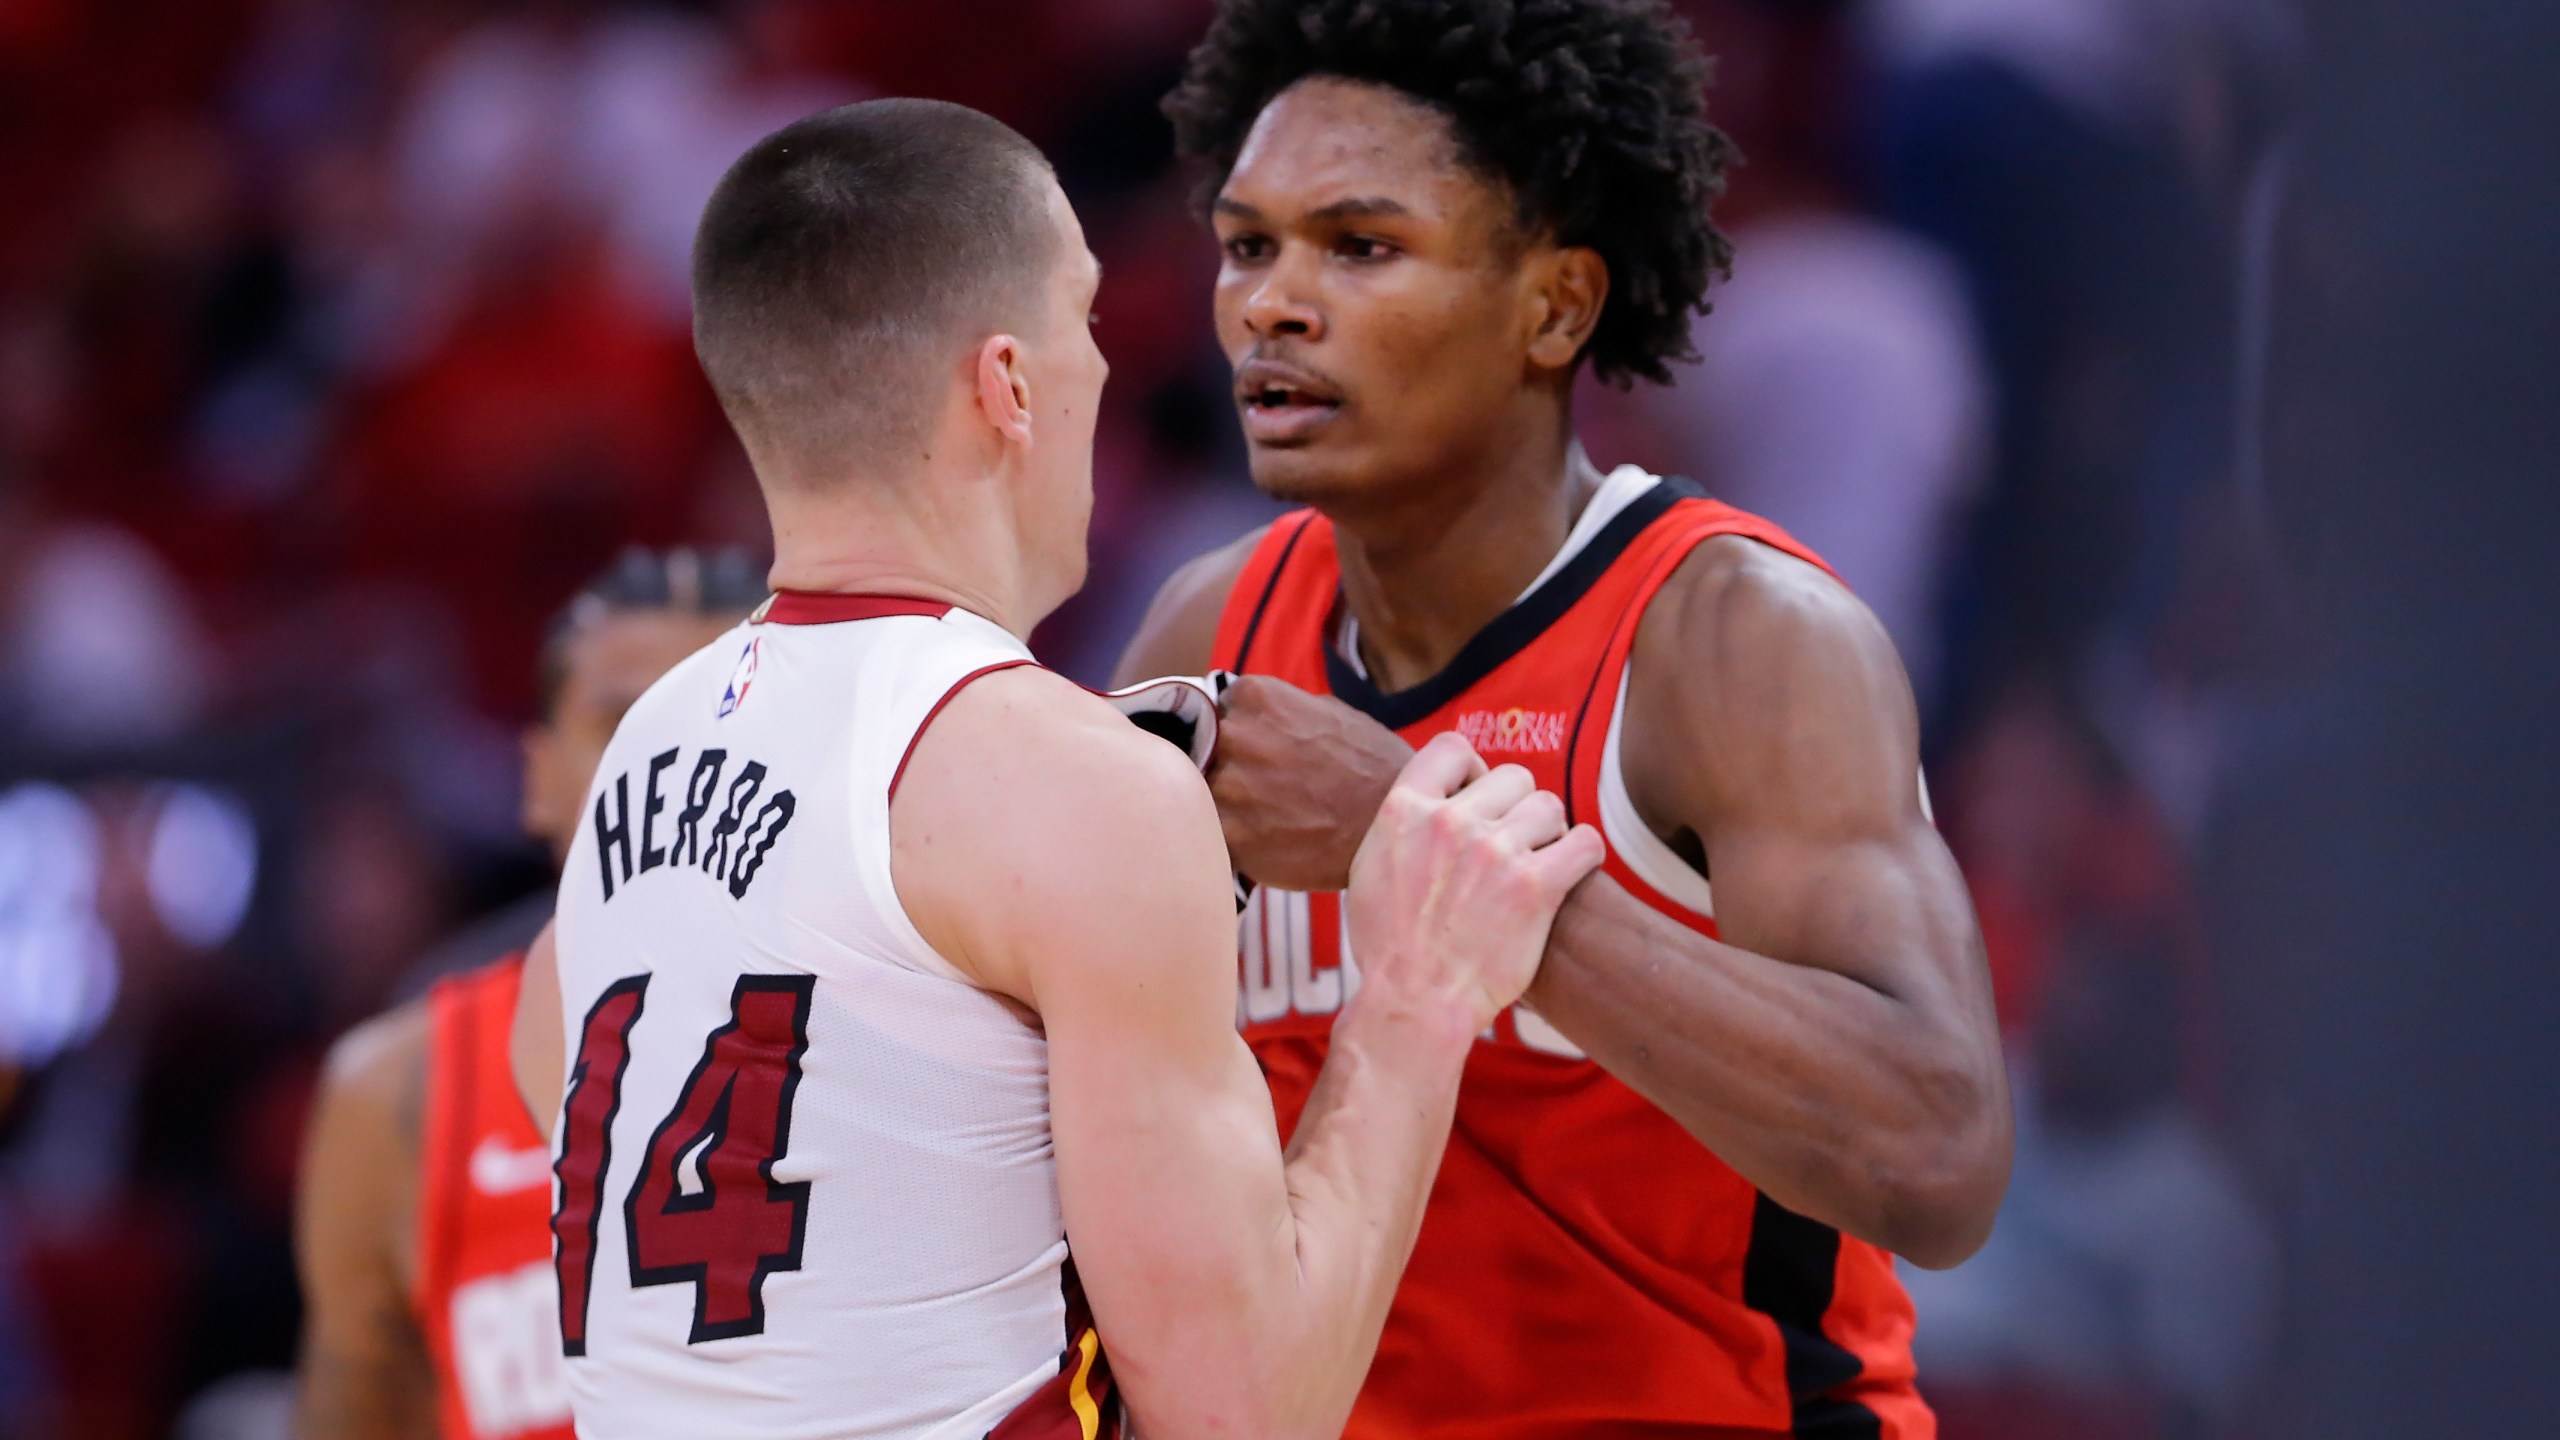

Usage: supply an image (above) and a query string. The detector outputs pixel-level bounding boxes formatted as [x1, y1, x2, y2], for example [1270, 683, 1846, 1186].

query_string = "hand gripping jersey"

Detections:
[552, 592, 1118, 1440]
[1212, 467, 1933, 1440]
[417, 953, 576, 1440]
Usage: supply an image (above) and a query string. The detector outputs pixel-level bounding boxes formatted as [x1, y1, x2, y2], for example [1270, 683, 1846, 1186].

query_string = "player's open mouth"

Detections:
[1236, 361, 1344, 444]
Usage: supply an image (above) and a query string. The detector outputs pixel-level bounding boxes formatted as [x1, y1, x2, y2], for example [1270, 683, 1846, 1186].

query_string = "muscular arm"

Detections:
[895, 667, 1593, 1440]
[1528, 540, 2009, 1267]
[295, 1007, 440, 1440]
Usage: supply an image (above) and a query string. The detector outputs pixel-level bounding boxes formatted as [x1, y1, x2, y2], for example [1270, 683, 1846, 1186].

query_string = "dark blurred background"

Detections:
[0, 1, 2549, 1437]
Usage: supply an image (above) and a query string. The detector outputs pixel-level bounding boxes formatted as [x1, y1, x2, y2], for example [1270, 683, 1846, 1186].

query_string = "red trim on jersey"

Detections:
[1210, 512, 1324, 675]
[758, 591, 955, 625]
[887, 660, 1041, 802]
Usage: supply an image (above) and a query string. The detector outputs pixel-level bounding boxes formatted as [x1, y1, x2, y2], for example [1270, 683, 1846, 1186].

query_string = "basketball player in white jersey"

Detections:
[508, 99, 1602, 1440]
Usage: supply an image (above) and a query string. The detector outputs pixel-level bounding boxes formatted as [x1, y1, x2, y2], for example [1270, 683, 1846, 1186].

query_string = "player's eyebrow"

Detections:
[1307, 196, 1411, 223]
[1211, 196, 1412, 224]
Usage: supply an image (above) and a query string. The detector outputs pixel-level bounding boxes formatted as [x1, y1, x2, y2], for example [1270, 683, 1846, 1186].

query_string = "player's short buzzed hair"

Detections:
[1165, 0, 1735, 387]
[692, 99, 1062, 483]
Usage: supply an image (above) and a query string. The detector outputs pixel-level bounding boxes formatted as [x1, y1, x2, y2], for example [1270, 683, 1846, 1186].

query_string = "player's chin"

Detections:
[1244, 435, 1371, 506]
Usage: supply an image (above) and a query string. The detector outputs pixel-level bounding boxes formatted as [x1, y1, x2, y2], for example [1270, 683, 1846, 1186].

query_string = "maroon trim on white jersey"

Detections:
[757, 592, 955, 626]
[986, 1257, 1120, 1440]
[887, 660, 1042, 802]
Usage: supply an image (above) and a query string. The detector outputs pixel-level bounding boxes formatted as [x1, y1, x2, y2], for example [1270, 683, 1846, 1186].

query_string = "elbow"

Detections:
[1879, 1176, 2003, 1271]
[1257, 1381, 1361, 1440]
[1120, 1357, 1358, 1440]
[1188, 1399, 1356, 1440]
[1870, 1060, 2014, 1270]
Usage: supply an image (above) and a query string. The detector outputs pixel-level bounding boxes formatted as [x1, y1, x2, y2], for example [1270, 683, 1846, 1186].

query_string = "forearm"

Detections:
[1527, 874, 2008, 1265]
[1058, 729, 1585, 1435]
[296, 1332, 438, 1440]
[1262, 989, 1478, 1435]
[298, 1014, 436, 1439]
[1104, 994, 1472, 1440]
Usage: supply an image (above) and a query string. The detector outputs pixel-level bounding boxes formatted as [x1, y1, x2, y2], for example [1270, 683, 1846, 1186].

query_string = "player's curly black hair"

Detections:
[1163, 0, 1736, 387]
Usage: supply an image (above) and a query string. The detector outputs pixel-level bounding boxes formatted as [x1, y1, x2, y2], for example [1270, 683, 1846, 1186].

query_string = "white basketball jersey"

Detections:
[551, 592, 1111, 1440]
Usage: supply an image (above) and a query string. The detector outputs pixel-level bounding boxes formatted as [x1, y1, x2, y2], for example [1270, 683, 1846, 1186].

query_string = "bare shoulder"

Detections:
[317, 998, 432, 1149]
[893, 665, 1232, 1004]
[1110, 523, 1273, 685]
[513, 924, 561, 1140]
[1638, 536, 1898, 675]
[1627, 536, 1919, 826]
[300, 996, 429, 1288]
[914, 664, 1217, 814]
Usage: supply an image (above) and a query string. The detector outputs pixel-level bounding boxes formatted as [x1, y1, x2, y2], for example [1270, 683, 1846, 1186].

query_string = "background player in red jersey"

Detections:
[294, 550, 761, 1440]
[1117, 2, 2014, 1436]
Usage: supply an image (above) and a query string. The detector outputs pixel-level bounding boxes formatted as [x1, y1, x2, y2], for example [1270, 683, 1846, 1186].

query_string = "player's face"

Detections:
[1017, 174, 1108, 615]
[1212, 77, 1552, 507]
[522, 610, 738, 865]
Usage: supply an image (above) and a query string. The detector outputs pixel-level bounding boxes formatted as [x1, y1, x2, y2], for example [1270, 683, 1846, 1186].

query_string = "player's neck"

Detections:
[764, 480, 1045, 640]
[1329, 429, 1605, 694]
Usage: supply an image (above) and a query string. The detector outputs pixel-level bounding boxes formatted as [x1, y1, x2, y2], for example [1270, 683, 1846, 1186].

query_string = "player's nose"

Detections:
[1241, 250, 1325, 342]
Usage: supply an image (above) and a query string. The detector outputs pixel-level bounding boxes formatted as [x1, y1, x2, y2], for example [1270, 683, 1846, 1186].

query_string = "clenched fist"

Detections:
[1344, 733, 1606, 1034]
[1210, 674, 1413, 892]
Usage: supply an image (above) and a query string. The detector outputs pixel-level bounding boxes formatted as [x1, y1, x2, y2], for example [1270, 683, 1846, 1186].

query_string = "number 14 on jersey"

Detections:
[552, 974, 815, 1353]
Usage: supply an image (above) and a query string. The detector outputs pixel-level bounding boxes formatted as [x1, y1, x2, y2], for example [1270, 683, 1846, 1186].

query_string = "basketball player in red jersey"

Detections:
[294, 550, 763, 1440]
[1116, 3, 2015, 1436]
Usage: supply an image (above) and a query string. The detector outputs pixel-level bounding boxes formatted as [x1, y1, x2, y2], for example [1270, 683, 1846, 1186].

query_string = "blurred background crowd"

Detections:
[0, 0, 2426, 1435]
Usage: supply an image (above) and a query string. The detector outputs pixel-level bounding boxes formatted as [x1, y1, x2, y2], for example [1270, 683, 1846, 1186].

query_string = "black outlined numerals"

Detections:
[621, 975, 815, 1343]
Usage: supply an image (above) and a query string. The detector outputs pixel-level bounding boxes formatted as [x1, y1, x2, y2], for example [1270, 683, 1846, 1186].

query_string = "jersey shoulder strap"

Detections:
[1210, 510, 1335, 676]
[1629, 491, 1838, 589]
[1595, 491, 1844, 674]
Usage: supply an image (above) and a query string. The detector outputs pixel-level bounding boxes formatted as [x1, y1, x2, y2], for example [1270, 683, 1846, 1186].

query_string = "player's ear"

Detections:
[1525, 246, 1609, 373]
[972, 333, 1035, 445]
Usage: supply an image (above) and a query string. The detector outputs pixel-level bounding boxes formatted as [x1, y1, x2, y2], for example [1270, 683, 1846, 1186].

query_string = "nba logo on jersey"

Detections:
[717, 637, 761, 718]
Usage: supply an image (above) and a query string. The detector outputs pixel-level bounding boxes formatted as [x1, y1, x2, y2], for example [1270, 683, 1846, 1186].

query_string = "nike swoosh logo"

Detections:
[468, 1137, 555, 1196]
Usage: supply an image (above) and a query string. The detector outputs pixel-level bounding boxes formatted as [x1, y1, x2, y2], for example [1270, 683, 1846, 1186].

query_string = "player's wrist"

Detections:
[1334, 972, 1485, 1063]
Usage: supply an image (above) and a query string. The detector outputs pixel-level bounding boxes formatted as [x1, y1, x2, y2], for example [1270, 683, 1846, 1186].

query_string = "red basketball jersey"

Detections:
[415, 954, 577, 1440]
[1210, 476, 1933, 1440]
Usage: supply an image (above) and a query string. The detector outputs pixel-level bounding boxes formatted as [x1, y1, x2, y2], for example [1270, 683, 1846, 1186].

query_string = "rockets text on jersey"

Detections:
[449, 1261, 571, 1436]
